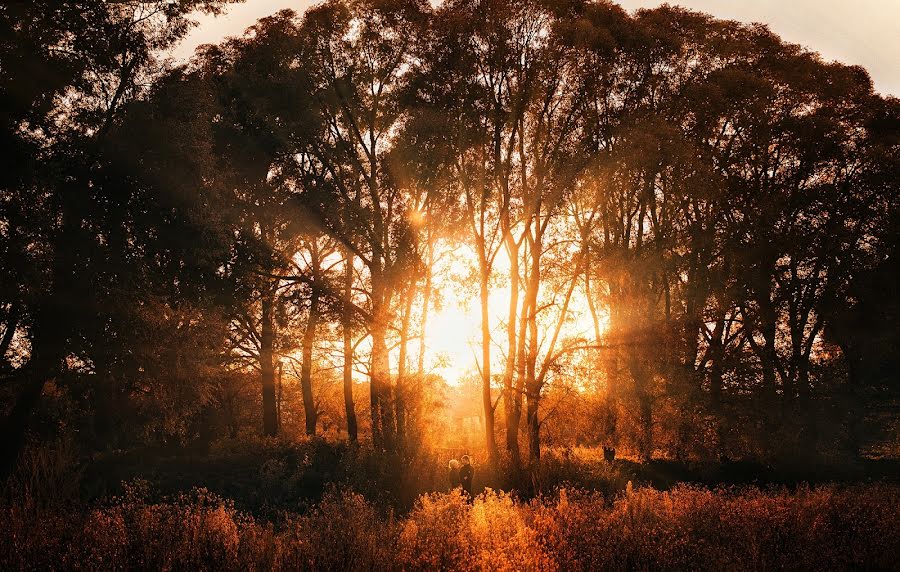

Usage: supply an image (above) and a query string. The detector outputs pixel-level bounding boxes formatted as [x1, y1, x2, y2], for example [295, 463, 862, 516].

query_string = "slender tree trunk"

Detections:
[708, 315, 727, 453]
[370, 270, 395, 452]
[584, 264, 602, 344]
[260, 286, 278, 437]
[709, 317, 725, 408]
[370, 374, 382, 450]
[503, 230, 522, 466]
[514, 287, 528, 459]
[343, 251, 358, 442]
[526, 379, 541, 466]
[754, 271, 780, 403]
[639, 390, 653, 462]
[477, 239, 499, 464]
[396, 282, 415, 450]
[525, 225, 542, 467]
[276, 362, 283, 433]
[683, 295, 704, 387]
[840, 340, 863, 458]
[629, 354, 653, 462]
[418, 227, 433, 376]
[301, 289, 320, 436]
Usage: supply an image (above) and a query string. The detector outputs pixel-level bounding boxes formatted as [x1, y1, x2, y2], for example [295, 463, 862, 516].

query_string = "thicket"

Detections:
[2, 483, 898, 571]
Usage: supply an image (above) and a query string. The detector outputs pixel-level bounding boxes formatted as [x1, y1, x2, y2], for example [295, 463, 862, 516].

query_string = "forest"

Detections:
[1, 0, 899, 569]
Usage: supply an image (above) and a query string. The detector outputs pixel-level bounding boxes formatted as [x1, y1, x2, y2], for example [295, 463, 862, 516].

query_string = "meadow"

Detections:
[2, 440, 898, 571]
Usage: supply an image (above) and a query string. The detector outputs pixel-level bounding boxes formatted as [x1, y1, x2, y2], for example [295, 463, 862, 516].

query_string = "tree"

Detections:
[0, 0, 234, 478]
[288, 0, 430, 452]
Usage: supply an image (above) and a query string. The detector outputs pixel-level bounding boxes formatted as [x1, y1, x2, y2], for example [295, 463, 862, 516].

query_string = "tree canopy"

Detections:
[1, 0, 898, 479]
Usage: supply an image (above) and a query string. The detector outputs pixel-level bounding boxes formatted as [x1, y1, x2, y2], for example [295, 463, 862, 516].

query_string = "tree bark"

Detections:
[276, 362, 283, 433]
[709, 317, 725, 408]
[754, 266, 780, 403]
[514, 286, 529, 461]
[503, 234, 521, 465]
[260, 286, 278, 437]
[343, 251, 358, 443]
[370, 271, 395, 452]
[395, 281, 416, 450]
[418, 225, 434, 377]
[525, 224, 542, 467]
[301, 288, 320, 436]
[629, 355, 654, 462]
[476, 237, 499, 464]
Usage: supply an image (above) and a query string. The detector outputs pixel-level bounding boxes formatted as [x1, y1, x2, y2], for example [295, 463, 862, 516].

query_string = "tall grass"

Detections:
[2, 483, 897, 571]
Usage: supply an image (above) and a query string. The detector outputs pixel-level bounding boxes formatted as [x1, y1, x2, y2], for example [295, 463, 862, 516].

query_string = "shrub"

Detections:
[2, 482, 898, 570]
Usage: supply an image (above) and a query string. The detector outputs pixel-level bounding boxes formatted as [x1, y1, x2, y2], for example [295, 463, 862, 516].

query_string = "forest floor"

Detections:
[2, 439, 899, 570]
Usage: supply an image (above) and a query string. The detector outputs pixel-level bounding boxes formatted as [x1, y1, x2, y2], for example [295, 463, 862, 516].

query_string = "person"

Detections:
[448, 459, 461, 490]
[459, 455, 474, 500]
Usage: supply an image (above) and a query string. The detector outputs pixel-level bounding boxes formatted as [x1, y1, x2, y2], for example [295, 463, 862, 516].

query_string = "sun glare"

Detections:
[411, 243, 608, 386]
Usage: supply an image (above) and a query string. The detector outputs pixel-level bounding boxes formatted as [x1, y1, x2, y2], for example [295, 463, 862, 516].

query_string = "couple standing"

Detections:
[448, 455, 474, 499]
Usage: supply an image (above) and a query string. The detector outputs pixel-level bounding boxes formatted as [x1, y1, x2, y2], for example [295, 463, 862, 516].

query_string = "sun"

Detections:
[413, 242, 608, 386]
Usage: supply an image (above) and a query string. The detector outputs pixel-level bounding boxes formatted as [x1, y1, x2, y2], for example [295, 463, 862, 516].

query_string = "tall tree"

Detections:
[290, 0, 429, 452]
[0, 0, 233, 478]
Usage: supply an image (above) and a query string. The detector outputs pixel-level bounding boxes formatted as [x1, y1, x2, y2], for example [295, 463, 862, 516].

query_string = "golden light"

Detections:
[409, 209, 427, 227]
[416, 242, 609, 386]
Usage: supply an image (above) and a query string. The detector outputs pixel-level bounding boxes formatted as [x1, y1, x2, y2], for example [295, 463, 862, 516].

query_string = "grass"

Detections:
[2, 439, 899, 570]
[2, 482, 899, 570]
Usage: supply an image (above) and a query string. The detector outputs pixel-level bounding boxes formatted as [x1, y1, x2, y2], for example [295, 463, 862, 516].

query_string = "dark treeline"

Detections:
[1, 0, 898, 484]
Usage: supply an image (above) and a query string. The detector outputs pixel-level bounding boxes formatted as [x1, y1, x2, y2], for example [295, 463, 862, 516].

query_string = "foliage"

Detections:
[1, 0, 899, 531]
[1, 482, 898, 571]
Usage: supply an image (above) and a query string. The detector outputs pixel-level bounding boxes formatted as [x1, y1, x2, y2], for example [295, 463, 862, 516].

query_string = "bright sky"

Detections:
[174, 0, 900, 96]
[408, 241, 603, 385]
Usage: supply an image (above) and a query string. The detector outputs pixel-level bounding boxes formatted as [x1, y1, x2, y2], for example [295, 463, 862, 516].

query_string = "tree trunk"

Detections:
[343, 251, 358, 443]
[503, 234, 521, 465]
[629, 354, 654, 462]
[514, 289, 529, 461]
[301, 289, 320, 436]
[840, 340, 863, 458]
[418, 227, 434, 376]
[709, 317, 725, 408]
[396, 282, 415, 450]
[0, 303, 19, 363]
[476, 238, 499, 464]
[260, 287, 278, 437]
[276, 362, 283, 433]
[639, 388, 653, 462]
[526, 377, 541, 466]
[370, 271, 395, 452]
[584, 263, 602, 344]
[755, 274, 780, 402]
[1, 198, 82, 479]
[525, 224, 542, 467]
[370, 374, 382, 450]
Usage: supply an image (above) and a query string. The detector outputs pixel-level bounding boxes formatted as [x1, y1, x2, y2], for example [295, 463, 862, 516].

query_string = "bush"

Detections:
[398, 489, 553, 571]
[2, 479, 898, 570]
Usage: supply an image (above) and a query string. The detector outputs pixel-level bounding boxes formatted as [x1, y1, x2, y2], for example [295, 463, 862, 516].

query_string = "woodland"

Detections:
[1, 1, 898, 569]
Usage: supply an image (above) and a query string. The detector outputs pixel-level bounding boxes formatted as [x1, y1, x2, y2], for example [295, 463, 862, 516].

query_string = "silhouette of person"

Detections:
[448, 459, 461, 490]
[459, 455, 474, 500]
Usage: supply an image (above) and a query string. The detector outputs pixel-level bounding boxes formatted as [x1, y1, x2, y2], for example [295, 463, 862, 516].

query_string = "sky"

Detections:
[173, 0, 900, 96]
